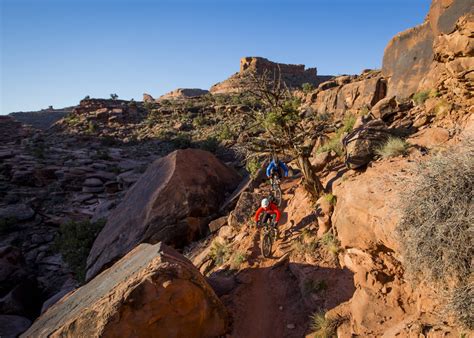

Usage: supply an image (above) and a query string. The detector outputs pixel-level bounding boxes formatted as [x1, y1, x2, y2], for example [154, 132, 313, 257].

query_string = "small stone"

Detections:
[279, 306, 283, 311]
[83, 178, 103, 187]
[287, 323, 295, 329]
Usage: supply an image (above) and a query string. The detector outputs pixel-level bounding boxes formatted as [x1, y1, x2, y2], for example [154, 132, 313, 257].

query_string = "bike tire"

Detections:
[274, 186, 282, 206]
[261, 232, 273, 257]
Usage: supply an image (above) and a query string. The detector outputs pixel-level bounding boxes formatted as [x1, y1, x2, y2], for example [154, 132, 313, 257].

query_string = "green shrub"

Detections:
[375, 137, 409, 158]
[323, 193, 336, 205]
[54, 219, 106, 282]
[412, 90, 433, 106]
[231, 251, 248, 270]
[193, 115, 207, 127]
[170, 133, 192, 149]
[317, 135, 343, 157]
[319, 232, 340, 255]
[64, 114, 80, 126]
[304, 279, 328, 295]
[209, 240, 230, 266]
[359, 106, 370, 115]
[316, 115, 355, 157]
[217, 124, 234, 141]
[198, 136, 220, 153]
[397, 144, 473, 328]
[341, 114, 356, 133]
[246, 157, 261, 178]
[302, 82, 314, 94]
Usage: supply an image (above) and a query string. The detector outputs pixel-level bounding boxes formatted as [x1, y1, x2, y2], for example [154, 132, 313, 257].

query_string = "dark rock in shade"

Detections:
[0, 315, 31, 338]
[0, 204, 34, 222]
[0, 280, 42, 318]
[0, 246, 28, 296]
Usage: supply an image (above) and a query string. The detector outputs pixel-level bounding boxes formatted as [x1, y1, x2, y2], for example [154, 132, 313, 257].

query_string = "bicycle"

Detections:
[269, 173, 282, 206]
[258, 214, 278, 258]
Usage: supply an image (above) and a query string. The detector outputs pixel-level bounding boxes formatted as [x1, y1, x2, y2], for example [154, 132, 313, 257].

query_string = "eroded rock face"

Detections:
[87, 149, 240, 279]
[309, 71, 386, 119]
[331, 158, 463, 336]
[382, 0, 473, 98]
[23, 243, 229, 338]
[210, 56, 333, 94]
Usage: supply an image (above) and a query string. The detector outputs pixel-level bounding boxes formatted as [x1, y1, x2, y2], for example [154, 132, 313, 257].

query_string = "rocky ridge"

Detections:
[210, 56, 333, 94]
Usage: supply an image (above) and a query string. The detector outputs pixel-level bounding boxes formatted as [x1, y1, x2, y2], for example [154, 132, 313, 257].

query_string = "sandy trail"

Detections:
[225, 178, 314, 338]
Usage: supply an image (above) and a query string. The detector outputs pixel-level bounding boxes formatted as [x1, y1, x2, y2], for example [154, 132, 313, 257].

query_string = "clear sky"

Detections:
[1, 0, 431, 114]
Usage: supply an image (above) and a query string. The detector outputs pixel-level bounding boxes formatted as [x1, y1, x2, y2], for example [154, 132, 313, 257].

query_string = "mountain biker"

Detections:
[266, 154, 289, 180]
[254, 198, 281, 237]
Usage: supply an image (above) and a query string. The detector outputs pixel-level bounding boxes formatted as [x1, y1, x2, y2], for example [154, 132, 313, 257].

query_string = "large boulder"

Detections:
[332, 159, 409, 252]
[87, 149, 240, 279]
[22, 243, 230, 338]
[0, 315, 31, 338]
[382, 0, 473, 98]
[342, 117, 390, 169]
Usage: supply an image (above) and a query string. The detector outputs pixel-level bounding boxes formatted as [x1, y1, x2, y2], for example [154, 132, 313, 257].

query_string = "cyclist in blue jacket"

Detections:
[266, 154, 289, 179]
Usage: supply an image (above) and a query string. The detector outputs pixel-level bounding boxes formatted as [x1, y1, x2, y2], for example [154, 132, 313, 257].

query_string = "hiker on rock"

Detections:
[266, 154, 289, 180]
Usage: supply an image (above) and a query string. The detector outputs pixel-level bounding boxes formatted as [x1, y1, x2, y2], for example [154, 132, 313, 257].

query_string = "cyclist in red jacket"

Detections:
[254, 198, 281, 237]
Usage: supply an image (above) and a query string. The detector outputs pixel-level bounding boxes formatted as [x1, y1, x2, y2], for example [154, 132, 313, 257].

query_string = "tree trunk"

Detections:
[297, 154, 324, 199]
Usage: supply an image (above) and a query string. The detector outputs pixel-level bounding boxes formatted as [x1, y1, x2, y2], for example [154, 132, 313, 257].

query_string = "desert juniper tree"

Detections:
[242, 68, 329, 199]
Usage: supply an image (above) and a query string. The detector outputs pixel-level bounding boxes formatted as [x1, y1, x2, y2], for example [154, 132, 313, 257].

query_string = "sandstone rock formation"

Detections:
[158, 88, 209, 100]
[382, 0, 473, 98]
[22, 243, 229, 338]
[86, 149, 240, 279]
[307, 70, 386, 119]
[210, 57, 333, 94]
[330, 156, 467, 336]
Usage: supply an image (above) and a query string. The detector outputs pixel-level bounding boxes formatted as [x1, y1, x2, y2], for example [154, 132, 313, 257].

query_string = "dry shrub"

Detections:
[397, 141, 473, 328]
[309, 311, 346, 337]
[376, 137, 409, 158]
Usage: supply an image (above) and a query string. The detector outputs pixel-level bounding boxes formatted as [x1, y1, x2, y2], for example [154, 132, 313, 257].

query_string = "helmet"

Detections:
[261, 198, 270, 208]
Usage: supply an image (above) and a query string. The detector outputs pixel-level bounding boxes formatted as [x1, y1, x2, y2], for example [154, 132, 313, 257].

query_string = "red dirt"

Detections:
[222, 178, 353, 338]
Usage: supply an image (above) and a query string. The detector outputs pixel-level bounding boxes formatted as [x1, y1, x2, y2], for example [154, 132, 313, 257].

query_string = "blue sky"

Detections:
[1, 0, 431, 114]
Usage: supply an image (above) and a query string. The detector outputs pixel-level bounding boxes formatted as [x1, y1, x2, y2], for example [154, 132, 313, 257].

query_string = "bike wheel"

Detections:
[261, 232, 273, 257]
[274, 186, 282, 206]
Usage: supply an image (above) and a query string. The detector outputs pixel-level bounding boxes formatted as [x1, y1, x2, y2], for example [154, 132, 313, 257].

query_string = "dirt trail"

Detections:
[225, 178, 315, 338]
